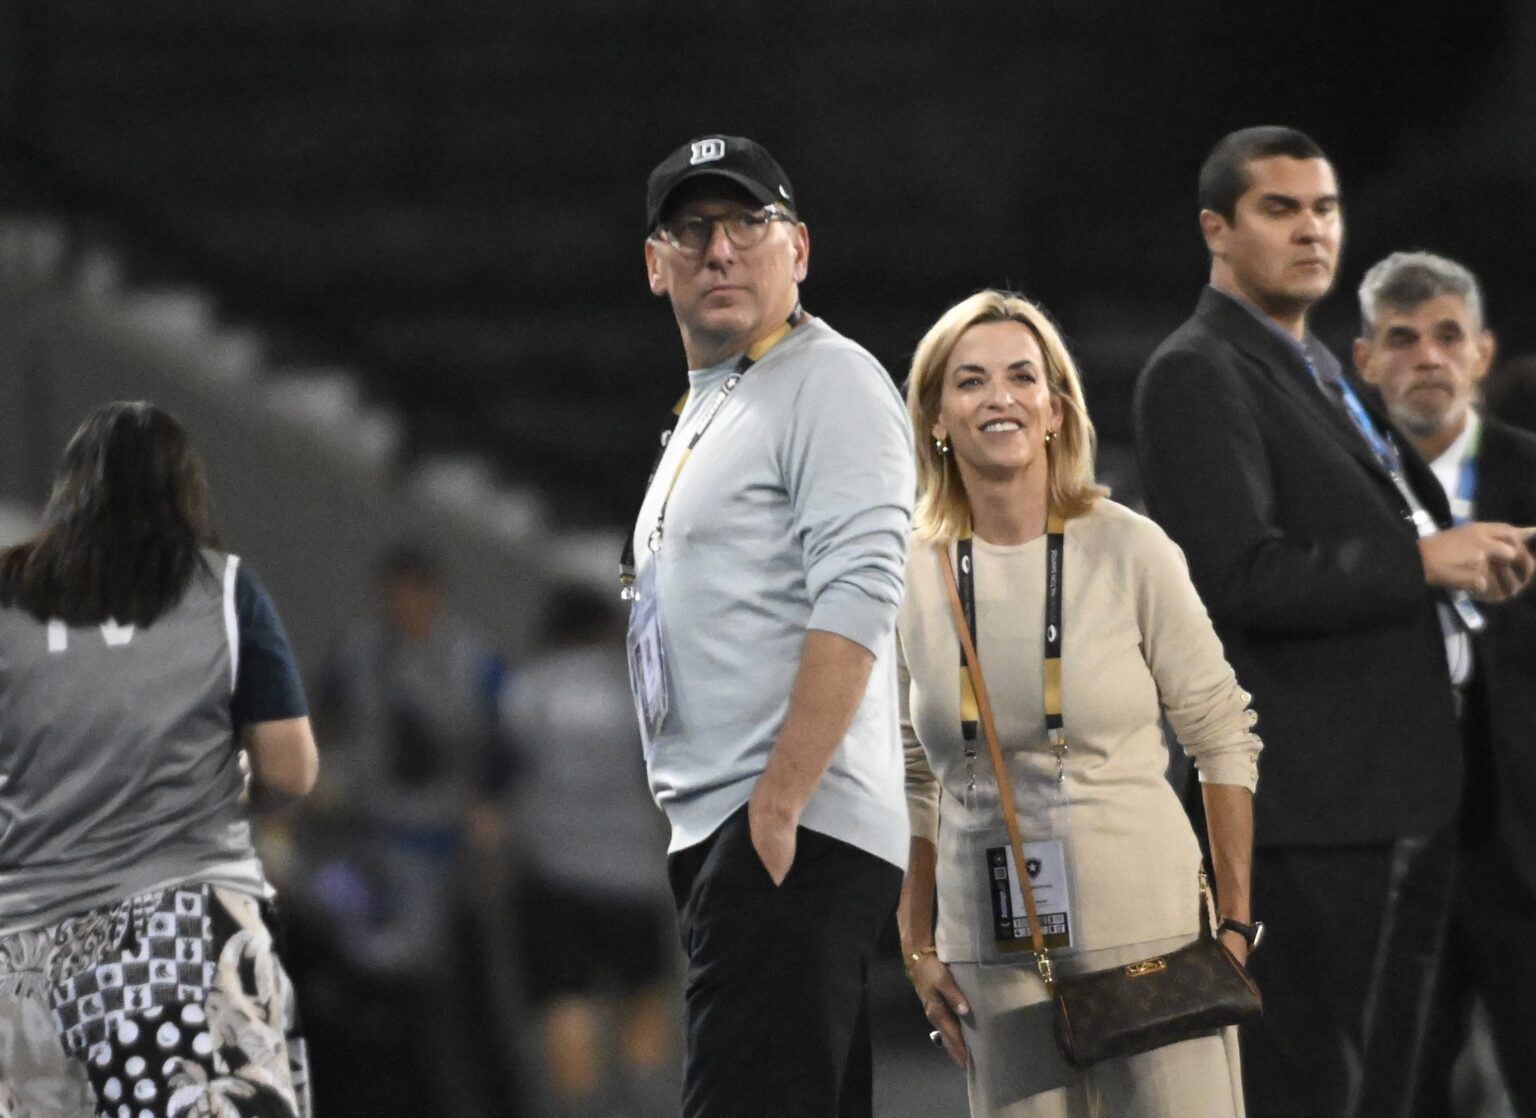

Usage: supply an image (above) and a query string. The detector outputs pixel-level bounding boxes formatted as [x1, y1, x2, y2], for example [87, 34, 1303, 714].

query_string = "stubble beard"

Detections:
[1391, 397, 1464, 443]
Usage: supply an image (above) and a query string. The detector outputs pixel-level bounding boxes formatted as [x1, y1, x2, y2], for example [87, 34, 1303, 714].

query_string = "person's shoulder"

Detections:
[778, 319, 908, 427]
[903, 531, 943, 572]
[192, 546, 233, 583]
[787, 318, 892, 383]
[1137, 309, 1255, 421]
[224, 553, 281, 614]
[1484, 413, 1536, 464]
[166, 547, 235, 613]
[896, 532, 945, 627]
[1074, 498, 1162, 541]
[1144, 310, 1229, 373]
[1073, 499, 1183, 568]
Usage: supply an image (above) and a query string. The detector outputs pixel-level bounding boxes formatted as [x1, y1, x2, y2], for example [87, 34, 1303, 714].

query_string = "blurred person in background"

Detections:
[1352, 251, 1536, 1116]
[1484, 354, 1536, 436]
[493, 583, 676, 1118]
[632, 134, 914, 1118]
[0, 401, 317, 1118]
[897, 290, 1260, 1117]
[1134, 126, 1535, 1117]
[306, 540, 507, 1116]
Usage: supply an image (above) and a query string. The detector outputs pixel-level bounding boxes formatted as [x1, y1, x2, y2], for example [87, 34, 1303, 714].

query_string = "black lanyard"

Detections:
[620, 307, 805, 597]
[954, 510, 1069, 780]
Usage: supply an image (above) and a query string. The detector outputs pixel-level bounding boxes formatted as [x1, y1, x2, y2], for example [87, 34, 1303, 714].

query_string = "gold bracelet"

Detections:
[904, 945, 938, 974]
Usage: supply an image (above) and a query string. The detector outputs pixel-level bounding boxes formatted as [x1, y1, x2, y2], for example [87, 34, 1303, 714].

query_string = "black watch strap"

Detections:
[1217, 916, 1265, 950]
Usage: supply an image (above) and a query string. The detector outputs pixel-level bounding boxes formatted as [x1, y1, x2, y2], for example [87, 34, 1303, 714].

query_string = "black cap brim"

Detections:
[648, 169, 782, 232]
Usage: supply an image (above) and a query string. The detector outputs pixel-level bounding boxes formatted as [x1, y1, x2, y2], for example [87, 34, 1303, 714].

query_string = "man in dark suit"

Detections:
[1133, 127, 1534, 1117]
[1352, 251, 1536, 1115]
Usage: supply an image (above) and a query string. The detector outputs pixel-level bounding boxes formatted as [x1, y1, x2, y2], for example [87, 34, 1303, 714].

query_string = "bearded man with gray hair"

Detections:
[1354, 251, 1536, 1115]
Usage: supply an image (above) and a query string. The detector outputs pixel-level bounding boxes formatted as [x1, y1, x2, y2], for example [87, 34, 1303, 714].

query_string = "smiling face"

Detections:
[644, 177, 809, 369]
[1354, 292, 1494, 441]
[1203, 155, 1342, 329]
[932, 320, 1063, 489]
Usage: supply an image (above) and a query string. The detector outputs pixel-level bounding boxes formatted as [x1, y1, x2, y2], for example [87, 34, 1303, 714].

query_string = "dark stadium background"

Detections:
[3, 0, 1530, 523]
[1, 3, 1530, 1115]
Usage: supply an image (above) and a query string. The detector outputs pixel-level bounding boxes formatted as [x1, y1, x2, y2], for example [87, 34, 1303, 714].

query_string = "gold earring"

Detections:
[935, 436, 950, 455]
[1044, 428, 1057, 445]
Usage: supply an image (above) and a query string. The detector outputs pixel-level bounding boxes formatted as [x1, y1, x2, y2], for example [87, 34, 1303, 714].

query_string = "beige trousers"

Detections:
[948, 933, 1247, 1118]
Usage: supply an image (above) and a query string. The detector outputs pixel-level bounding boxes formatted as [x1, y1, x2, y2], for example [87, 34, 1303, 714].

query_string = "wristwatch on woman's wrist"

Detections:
[1217, 916, 1265, 951]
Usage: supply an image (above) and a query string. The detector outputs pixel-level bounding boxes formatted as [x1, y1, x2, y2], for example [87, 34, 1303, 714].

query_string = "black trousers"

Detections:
[1242, 835, 1455, 1118]
[667, 807, 903, 1118]
[1411, 838, 1536, 1117]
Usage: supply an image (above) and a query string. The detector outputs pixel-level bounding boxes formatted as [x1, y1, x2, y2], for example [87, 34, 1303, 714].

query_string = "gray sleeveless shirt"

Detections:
[0, 552, 299, 933]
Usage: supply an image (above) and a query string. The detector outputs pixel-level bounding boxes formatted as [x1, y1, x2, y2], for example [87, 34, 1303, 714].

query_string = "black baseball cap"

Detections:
[646, 135, 797, 232]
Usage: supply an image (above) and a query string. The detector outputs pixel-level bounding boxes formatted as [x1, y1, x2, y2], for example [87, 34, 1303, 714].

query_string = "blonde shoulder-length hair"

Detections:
[906, 289, 1107, 543]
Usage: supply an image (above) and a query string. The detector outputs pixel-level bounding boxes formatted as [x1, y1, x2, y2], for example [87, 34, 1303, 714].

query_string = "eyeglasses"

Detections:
[653, 206, 796, 255]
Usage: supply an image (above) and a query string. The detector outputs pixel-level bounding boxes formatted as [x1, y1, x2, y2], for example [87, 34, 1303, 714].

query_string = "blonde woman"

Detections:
[896, 291, 1261, 1117]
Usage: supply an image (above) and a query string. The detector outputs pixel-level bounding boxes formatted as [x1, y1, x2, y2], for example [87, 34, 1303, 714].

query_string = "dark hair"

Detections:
[0, 402, 221, 626]
[1198, 126, 1328, 222]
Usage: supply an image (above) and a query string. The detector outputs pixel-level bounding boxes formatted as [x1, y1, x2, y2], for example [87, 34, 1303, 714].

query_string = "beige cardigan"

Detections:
[899, 499, 1261, 962]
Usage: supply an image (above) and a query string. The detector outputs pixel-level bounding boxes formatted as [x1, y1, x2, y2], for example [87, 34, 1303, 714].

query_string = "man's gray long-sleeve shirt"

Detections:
[630, 317, 914, 868]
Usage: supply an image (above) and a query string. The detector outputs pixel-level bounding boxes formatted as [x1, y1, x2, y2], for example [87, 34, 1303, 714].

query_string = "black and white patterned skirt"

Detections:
[0, 882, 310, 1118]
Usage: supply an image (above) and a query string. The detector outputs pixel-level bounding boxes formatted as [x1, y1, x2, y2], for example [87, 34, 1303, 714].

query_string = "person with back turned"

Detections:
[1352, 250, 1536, 1115]
[1133, 127, 1534, 1116]
[625, 135, 914, 1117]
[0, 401, 317, 1118]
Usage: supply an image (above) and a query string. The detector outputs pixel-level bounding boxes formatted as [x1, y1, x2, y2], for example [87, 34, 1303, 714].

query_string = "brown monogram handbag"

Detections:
[939, 519, 1261, 1070]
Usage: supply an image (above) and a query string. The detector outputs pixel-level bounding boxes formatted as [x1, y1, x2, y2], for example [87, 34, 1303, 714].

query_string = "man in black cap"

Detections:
[627, 135, 914, 1116]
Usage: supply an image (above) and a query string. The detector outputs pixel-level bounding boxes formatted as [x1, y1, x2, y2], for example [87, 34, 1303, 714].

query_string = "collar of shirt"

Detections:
[1429, 407, 1480, 478]
[1429, 407, 1481, 522]
[1210, 285, 1343, 392]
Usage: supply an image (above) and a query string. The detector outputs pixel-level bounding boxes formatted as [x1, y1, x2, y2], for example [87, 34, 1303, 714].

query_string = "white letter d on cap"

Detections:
[690, 138, 726, 165]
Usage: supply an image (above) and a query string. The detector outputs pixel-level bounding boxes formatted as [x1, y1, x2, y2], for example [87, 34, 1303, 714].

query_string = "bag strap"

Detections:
[939, 531, 1060, 986]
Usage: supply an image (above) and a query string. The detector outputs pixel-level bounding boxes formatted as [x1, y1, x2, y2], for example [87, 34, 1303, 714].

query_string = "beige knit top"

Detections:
[899, 499, 1261, 962]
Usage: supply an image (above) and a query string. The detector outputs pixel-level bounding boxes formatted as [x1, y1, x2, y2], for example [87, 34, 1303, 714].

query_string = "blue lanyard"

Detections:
[1333, 376, 1486, 634]
[1456, 457, 1478, 505]
[1450, 425, 1481, 525]
[1332, 377, 1404, 477]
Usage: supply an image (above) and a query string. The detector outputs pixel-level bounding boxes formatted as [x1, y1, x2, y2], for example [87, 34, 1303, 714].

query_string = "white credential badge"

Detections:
[690, 138, 726, 165]
[970, 830, 1075, 963]
[625, 560, 669, 757]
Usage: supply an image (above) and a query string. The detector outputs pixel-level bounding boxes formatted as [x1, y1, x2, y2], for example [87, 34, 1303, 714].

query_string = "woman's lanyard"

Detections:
[955, 510, 1069, 783]
[619, 307, 804, 597]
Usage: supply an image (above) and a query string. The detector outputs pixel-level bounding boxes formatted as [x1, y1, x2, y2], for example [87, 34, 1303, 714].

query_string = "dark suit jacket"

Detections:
[1133, 286, 1461, 847]
[1471, 415, 1536, 886]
